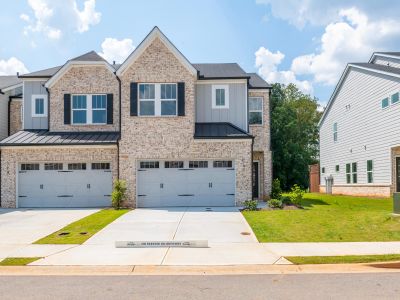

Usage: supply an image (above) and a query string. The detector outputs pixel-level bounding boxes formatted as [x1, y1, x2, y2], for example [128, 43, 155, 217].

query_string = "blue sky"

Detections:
[1, 0, 400, 105]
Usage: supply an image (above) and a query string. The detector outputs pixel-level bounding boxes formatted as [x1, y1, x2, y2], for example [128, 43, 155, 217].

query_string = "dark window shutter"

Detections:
[177, 82, 185, 116]
[130, 82, 138, 116]
[106, 94, 113, 124]
[64, 94, 71, 125]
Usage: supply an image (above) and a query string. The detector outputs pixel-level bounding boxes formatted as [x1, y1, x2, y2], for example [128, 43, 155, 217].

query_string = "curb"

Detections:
[0, 262, 399, 276]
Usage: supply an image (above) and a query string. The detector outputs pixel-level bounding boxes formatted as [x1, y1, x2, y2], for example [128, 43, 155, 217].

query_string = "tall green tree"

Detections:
[270, 83, 321, 190]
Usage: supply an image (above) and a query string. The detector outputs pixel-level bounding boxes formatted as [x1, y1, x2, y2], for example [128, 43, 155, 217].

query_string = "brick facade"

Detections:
[249, 89, 272, 198]
[49, 66, 119, 132]
[0, 146, 118, 208]
[9, 99, 22, 135]
[118, 37, 253, 207]
[319, 185, 390, 197]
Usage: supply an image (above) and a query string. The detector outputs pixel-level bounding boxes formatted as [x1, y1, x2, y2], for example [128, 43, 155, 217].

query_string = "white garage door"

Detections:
[18, 162, 112, 208]
[137, 160, 235, 207]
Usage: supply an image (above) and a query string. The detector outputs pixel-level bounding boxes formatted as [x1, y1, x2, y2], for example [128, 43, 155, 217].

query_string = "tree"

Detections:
[270, 83, 321, 190]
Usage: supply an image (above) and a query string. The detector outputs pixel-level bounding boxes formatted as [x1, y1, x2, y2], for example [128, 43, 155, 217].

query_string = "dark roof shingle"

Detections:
[194, 123, 252, 139]
[19, 66, 63, 78]
[0, 130, 120, 146]
[0, 76, 22, 90]
[193, 63, 249, 79]
[248, 73, 271, 89]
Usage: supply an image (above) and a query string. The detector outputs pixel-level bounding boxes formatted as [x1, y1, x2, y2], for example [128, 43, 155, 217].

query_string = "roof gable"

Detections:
[116, 27, 197, 76]
[45, 51, 115, 88]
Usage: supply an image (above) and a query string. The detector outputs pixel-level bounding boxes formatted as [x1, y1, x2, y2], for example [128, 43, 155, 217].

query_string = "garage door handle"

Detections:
[57, 195, 73, 198]
[18, 195, 27, 198]
[226, 193, 235, 196]
[227, 168, 235, 170]
[138, 169, 147, 172]
[178, 169, 194, 171]
[138, 194, 146, 197]
[104, 194, 111, 197]
[19, 171, 27, 174]
[178, 194, 194, 197]
[58, 170, 73, 173]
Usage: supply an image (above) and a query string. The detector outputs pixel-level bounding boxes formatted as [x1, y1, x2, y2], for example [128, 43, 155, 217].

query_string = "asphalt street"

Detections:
[0, 273, 399, 299]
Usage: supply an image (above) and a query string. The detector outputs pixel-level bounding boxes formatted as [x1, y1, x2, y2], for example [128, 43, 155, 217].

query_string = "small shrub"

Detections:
[270, 178, 282, 200]
[281, 195, 292, 205]
[243, 200, 258, 211]
[111, 180, 127, 210]
[289, 184, 305, 207]
[269, 199, 283, 209]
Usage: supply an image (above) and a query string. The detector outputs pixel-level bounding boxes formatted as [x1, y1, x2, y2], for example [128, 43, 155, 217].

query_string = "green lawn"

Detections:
[0, 257, 42, 266]
[286, 254, 400, 265]
[243, 193, 400, 242]
[35, 209, 129, 244]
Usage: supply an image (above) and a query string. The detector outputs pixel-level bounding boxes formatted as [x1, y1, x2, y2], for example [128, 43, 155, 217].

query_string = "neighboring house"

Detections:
[319, 52, 400, 197]
[0, 27, 272, 208]
[0, 76, 23, 140]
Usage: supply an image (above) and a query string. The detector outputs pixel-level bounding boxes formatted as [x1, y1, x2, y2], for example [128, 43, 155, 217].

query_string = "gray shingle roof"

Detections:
[19, 66, 63, 78]
[351, 62, 400, 76]
[194, 123, 252, 139]
[193, 63, 249, 79]
[0, 76, 22, 90]
[248, 73, 271, 89]
[0, 130, 120, 146]
[70, 51, 106, 62]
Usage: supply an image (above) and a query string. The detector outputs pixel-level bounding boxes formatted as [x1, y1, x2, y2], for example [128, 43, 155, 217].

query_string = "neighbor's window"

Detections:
[189, 161, 208, 168]
[249, 97, 263, 125]
[352, 162, 357, 184]
[382, 97, 389, 109]
[21, 163, 39, 171]
[164, 161, 184, 168]
[44, 163, 63, 171]
[161, 84, 177, 116]
[32, 95, 48, 117]
[333, 122, 338, 142]
[68, 163, 87, 170]
[391, 92, 399, 105]
[336, 165, 339, 172]
[212, 85, 229, 109]
[140, 161, 159, 169]
[213, 160, 233, 168]
[367, 160, 373, 183]
[346, 163, 351, 184]
[91, 163, 110, 170]
[72, 95, 87, 124]
[92, 95, 107, 124]
[321, 167, 325, 173]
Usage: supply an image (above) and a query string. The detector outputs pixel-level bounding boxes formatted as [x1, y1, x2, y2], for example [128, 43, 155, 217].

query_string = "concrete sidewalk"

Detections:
[263, 242, 400, 256]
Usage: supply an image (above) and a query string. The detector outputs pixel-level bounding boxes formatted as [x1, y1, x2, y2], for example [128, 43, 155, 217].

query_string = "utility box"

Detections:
[393, 193, 400, 214]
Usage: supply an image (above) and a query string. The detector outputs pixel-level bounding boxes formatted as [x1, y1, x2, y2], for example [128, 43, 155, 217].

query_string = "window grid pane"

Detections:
[391, 92, 399, 104]
[213, 160, 232, 168]
[44, 163, 63, 171]
[382, 98, 389, 108]
[91, 163, 110, 170]
[189, 161, 208, 168]
[140, 161, 159, 169]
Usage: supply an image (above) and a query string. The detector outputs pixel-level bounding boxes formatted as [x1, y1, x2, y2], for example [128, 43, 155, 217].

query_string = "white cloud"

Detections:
[255, 47, 313, 95]
[0, 57, 29, 75]
[289, 8, 400, 85]
[21, 0, 101, 40]
[99, 38, 135, 64]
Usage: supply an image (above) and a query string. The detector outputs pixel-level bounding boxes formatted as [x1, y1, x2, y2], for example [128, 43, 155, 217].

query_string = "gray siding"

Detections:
[0, 94, 8, 140]
[319, 67, 400, 186]
[373, 56, 400, 69]
[23, 80, 48, 130]
[196, 83, 247, 131]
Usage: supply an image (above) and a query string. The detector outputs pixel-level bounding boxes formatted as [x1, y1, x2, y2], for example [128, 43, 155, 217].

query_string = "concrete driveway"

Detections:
[32, 207, 283, 266]
[0, 209, 99, 260]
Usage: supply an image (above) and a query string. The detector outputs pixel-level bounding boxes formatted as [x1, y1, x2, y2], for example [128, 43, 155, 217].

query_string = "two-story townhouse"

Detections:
[319, 52, 400, 197]
[0, 27, 271, 208]
[0, 76, 23, 140]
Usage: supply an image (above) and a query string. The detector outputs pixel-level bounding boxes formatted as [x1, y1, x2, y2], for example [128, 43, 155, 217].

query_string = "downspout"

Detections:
[268, 88, 273, 182]
[7, 96, 12, 136]
[115, 74, 122, 180]
[251, 136, 255, 200]
[45, 86, 50, 130]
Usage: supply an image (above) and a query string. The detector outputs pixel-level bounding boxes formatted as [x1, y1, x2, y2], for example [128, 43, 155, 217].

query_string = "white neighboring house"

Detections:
[319, 52, 400, 197]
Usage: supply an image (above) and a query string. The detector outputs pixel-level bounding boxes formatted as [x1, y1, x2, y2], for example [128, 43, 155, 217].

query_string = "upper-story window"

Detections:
[32, 95, 48, 117]
[139, 83, 177, 116]
[249, 97, 263, 125]
[212, 85, 229, 109]
[72, 94, 107, 125]
[391, 92, 399, 105]
[333, 122, 338, 142]
[381, 97, 389, 109]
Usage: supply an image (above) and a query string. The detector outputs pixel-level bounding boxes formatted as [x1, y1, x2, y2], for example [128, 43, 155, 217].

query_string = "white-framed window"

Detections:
[72, 94, 107, 125]
[212, 85, 229, 109]
[333, 122, 338, 142]
[138, 83, 177, 116]
[381, 97, 389, 109]
[367, 160, 373, 183]
[249, 97, 263, 125]
[31, 95, 48, 117]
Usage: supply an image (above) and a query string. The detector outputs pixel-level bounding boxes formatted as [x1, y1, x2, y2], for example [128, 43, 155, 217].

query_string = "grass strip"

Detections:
[286, 254, 400, 265]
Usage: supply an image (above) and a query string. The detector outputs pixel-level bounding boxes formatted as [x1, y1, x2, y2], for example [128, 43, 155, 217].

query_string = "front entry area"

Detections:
[17, 162, 112, 208]
[137, 160, 235, 207]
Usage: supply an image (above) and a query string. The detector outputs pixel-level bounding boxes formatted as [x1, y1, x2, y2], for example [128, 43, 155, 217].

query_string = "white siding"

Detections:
[373, 56, 400, 69]
[320, 67, 400, 186]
